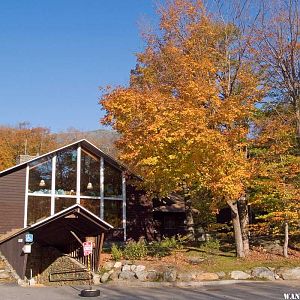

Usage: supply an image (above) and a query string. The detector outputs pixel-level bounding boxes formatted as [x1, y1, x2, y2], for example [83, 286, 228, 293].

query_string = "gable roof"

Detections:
[0, 204, 113, 245]
[0, 139, 127, 177]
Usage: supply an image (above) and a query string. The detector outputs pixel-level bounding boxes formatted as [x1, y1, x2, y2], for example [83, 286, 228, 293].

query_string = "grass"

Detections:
[182, 249, 300, 273]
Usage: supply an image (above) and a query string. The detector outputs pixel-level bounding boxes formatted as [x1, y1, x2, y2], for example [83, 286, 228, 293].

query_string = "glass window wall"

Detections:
[80, 149, 100, 197]
[55, 147, 77, 195]
[104, 163, 122, 198]
[28, 156, 52, 194]
[104, 200, 123, 228]
[27, 196, 51, 225]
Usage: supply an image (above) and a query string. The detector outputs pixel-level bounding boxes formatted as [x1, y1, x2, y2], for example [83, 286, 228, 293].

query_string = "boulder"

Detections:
[103, 261, 114, 271]
[122, 264, 131, 272]
[100, 272, 110, 283]
[119, 270, 136, 280]
[216, 271, 226, 279]
[252, 267, 275, 280]
[135, 270, 148, 281]
[163, 269, 177, 282]
[230, 271, 251, 280]
[113, 261, 122, 269]
[110, 270, 121, 281]
[277, 267, 300, 280]
[177, 272, 196, 281]
[93, 274, 101, 285]
[187, 257, 205, 265]
[146, 270, 159, 281]
[195, 272, 219, 281]
[130, 265, 137, 272]
[0, 273, 9, 279]
[135, 265, 146, 273]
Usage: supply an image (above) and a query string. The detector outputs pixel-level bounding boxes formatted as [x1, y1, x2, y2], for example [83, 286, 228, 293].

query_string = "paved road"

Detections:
[0, 281, 299, 300]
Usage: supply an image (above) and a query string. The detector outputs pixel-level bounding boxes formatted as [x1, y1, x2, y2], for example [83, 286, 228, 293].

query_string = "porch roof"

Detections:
[0, 204, 113, 248]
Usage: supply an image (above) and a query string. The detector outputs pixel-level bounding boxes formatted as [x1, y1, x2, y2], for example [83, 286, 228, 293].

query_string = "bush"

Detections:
[199, 238, 220, 254]
[111, 243, 123, 261]
[148, 236, 184, 258]
[123, 239, 148, 260]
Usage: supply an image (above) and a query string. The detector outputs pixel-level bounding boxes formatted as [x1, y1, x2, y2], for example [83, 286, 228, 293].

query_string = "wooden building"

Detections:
[0, 139, 186, 282]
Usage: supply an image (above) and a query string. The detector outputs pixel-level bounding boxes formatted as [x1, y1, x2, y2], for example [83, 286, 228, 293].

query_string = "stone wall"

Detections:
[25, 243, 91, 286]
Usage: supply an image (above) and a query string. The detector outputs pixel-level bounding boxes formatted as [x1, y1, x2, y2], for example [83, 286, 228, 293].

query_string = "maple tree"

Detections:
[101, 0, 263, 257]
[250, 103, 300, 257]
[0, 123, 57, 171]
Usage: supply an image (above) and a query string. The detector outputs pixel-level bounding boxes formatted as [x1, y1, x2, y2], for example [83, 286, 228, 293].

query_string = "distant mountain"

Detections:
[55, 129, 120, 157]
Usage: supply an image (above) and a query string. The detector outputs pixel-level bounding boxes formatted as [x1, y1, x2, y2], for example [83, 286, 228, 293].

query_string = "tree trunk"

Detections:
[238, 196, 250, 256]
[294, 97, 300, 146]
[184, 188, 195, 241]
[283, 220, 289, 258]
[227, 201, 245, 258]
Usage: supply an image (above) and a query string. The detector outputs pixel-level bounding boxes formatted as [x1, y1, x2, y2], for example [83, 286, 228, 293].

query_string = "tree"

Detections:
[101, 0, 263, 257]
[255, 0, 300, 142]
[250, 103, 300, 257]
[0, 123, 57, 171]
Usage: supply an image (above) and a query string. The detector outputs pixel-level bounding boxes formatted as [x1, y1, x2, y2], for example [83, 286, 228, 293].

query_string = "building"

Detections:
[0, 139, 188, 282]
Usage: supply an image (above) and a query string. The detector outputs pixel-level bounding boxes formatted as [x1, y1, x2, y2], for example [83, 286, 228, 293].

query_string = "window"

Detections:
[55, 147, 77, 195]
[27, 196, 51, 225]
[104, 200, 122, 228]
[104, 163, 122, 198]
[81, 198, 101, 217]
[80, 149, 100, 197]
[55, 197, 76, 213]
[28, 156, 52, 194]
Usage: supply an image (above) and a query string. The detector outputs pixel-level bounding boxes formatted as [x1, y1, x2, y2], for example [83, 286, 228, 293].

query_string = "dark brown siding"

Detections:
[0, 232, 27, 278]
[0, 167, 26, 234]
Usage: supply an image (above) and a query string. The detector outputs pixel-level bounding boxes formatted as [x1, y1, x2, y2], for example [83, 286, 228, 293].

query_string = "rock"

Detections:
[216, 271, 226, 279]
[122, 264, 131, 272]
[0, 273, 9, 279]
[93, 274, 101, 285]
[135, 265, 146, 272]
[187, 257, 205, 265]
[130, 265, 137, 272]
[163, 269, 177, 282]
[177, 272, 196, 281]
[135, 270, 148, 281]
[195, 272, 219, 281]
[230, 271, 251, 280]
[103, 261, 114, 271]
[252, 267, 275, 280]
[146, 270, 159, 281]
[114, 261, 122, 269]
[100, 272, 110, 283]
[108, 269, 114, 275]
[110, 271, 121, 281]
[119, 270, 136, 280]
[277, 267, 300, 280]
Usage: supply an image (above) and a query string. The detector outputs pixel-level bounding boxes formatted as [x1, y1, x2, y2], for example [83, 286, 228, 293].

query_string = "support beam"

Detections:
[76, 145, 81, 204]
[100, 157, 104, 219]
[122, 172, 127, 241]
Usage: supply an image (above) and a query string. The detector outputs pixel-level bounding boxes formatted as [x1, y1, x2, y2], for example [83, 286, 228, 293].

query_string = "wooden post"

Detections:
[97, 233, 105, 271]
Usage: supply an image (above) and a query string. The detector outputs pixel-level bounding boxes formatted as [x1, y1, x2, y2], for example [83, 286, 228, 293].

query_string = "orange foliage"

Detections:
[100, 0, 263, 204]
[0, 123, 57, 171]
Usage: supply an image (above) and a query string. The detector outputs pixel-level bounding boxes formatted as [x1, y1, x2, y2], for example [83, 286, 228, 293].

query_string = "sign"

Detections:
[25, 233, 33, 243]
[83, 241, 93, 256]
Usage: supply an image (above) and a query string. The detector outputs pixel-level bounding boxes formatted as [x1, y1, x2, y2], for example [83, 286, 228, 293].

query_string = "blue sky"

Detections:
[0, 1, 157, 132]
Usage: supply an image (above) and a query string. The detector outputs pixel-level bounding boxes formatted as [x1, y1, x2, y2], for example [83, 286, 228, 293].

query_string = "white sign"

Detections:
[83, 241, 93, 256]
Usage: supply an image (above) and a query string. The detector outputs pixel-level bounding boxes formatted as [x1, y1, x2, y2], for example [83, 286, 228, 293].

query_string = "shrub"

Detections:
[123, 239, 148, 260]
[199, 238, 220, 254]
[148, 236, 184, 257]
[111, 243, 123, 261]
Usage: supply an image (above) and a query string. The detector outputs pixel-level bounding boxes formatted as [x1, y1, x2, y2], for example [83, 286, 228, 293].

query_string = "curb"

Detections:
[103, 279, 264, 288]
